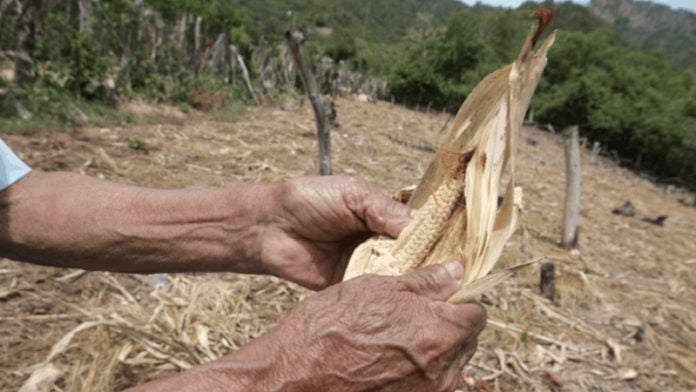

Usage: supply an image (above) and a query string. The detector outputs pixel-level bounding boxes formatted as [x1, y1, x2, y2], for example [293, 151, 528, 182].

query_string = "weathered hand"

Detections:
[259, 176, 412, 289]
[250, 262, 485, 391]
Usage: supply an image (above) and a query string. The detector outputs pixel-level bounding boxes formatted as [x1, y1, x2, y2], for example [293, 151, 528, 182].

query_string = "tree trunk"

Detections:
[207, 31, 227, 73]
[230, 44, 259, 105]
[77, 0, 92, 33]
[287, 29, 333, 175]
[280, 43, 295, 92]
[0, 0, 16, 24]
[228, 49, 237, 86]
[258, 47, 276, 92]
[177, 13, 188, 52]
[151, 11, 164, 61]
[562, 126, 581, 249]
[192, 15, 202, 73]
[118, 0, 144, 93]
[118, 49, 132, 92]
[14, 0, 40, 85]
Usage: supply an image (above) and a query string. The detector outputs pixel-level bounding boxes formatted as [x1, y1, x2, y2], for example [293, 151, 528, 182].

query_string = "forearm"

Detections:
[0, 171, 277, 273]
[127, 332, 290, 392]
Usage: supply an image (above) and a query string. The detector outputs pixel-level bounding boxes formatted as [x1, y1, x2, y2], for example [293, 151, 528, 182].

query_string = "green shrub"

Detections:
[128, 137, 145, 150]
[35, 13, 110, 100]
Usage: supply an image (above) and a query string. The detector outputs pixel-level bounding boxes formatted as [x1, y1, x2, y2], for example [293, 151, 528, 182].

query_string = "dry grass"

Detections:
[1, 97, 694, 391]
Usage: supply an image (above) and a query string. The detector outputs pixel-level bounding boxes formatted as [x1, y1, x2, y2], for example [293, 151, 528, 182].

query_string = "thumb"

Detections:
[399, 262, 464, 301]
[361, 192, 413, 238]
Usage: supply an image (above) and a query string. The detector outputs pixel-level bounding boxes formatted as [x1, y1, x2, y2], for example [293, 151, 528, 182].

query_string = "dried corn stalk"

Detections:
[343, 13, 556, 303]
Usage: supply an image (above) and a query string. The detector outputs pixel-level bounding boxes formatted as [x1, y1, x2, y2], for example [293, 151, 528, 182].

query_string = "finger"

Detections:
[434, 338, 478, 392]
[363, 192, 412, 238]
[399, 262, 464, 301]
[342, 178, 412, 238]
[448, 337, 478, 369]
[441, 368, 463, 392]
[434, 302, 488, 340]
[441, 338, 478, 391]
[457, 337, 479, 368]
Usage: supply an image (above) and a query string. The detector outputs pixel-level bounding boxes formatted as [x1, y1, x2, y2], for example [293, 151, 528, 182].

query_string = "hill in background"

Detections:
[240, 0, 696, 71]
[589, 0, 696, 68]
[231, 0, 696, 77]
[235, 0, 467, 44]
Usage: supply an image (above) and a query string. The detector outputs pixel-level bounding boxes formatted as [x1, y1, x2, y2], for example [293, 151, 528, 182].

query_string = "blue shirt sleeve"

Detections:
[0, 138, 31, 191]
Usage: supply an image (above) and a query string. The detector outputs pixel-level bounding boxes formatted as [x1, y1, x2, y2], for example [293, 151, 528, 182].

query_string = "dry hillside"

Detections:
[0, 97, 694, 391]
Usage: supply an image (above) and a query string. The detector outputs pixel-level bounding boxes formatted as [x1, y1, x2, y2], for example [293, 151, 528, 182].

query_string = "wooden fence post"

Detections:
[562, 126, 581, 249]
[287, 29, 332, 175]
[540, 261, 556, 301]
[590, 141, 600, 165]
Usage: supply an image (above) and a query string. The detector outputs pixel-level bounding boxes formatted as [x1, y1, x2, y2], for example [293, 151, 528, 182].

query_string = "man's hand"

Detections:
[0, 173, 409, 288]
[259, 176, 412, 289]
[132, 263, 486, 392]
[267, 263, 485, 391]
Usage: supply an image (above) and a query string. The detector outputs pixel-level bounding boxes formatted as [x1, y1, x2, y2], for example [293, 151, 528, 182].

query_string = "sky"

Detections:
[457, 0, 696, 13]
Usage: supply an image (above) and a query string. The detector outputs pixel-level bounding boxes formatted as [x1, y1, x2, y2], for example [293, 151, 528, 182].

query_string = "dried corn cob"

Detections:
[343, 12, 556, 303]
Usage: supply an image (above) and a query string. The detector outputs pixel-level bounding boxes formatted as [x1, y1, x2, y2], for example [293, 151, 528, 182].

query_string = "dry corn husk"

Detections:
[343, 16, 556, 303]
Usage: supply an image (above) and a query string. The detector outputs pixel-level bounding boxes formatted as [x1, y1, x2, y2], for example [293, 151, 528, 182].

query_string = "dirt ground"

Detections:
[1, 97, 694, 391]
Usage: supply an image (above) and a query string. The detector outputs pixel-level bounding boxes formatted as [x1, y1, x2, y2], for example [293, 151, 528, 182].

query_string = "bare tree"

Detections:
[287, 29, 333, 175]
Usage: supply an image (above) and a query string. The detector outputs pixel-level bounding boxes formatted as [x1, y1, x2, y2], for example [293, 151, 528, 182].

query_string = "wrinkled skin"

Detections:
[259, 176, 412, 289]
[135, 263, 486, 392]
[271, 263, 486, 391]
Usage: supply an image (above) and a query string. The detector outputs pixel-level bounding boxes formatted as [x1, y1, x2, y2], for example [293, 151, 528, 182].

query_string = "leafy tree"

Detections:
[389, 10, 526, 109]
[533, 29, 696, 182]
[35, 13, 110, 99]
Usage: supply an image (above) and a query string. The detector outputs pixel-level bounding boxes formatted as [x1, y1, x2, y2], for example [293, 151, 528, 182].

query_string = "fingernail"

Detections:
[443, 261, 464, 281]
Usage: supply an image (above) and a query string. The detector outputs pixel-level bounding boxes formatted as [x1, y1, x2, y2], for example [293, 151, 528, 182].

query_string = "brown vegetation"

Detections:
[1, 97, 694, 391]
